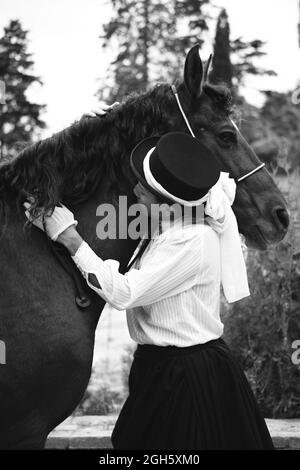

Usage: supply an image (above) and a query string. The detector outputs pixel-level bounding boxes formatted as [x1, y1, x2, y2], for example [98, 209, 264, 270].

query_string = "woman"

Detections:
[24, 131, 274, 450]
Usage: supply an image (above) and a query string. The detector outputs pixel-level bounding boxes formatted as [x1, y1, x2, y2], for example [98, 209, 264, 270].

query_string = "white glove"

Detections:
[24, 202, 78, 242]
[86, 101, 120, 117]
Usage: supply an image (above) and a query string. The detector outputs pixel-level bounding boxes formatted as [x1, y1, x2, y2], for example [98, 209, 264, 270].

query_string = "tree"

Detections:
[210, 9, 232, 88]
[260, 89, 300, 170]
[231, 37, 276, 89]
[0, 19, 46, 157]
[210, 8, 276, 94]
[98, 0, 210, 102]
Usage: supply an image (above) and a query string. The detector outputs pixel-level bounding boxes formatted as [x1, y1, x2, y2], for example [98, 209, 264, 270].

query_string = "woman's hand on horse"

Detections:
[24, 201, 79, 242]
[86, 101, 120, 117]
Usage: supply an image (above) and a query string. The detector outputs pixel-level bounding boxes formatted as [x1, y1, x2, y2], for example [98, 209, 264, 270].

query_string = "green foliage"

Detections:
[0, 19, 46, 157]
[223, 170, 300, 418]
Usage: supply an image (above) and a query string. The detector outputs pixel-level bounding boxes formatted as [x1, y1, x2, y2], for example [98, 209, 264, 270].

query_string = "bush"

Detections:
[74, 383, 122, 416]
[223, 170, 300, 418]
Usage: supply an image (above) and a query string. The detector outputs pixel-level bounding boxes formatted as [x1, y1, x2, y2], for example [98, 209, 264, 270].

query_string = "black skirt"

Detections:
[111, 338, 274, 450]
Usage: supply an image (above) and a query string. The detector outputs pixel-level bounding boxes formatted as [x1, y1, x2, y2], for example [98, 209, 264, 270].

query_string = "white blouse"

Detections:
[72, 218, 228, 347]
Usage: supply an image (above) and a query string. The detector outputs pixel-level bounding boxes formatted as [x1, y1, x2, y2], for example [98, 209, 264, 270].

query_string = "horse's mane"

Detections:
[0, 81, 232, 221]
[0, 84, 176, 218]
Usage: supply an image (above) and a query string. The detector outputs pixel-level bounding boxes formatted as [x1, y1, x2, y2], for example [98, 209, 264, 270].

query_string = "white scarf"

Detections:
[204, 172, 250, 303]
[143, 152, 250, 303]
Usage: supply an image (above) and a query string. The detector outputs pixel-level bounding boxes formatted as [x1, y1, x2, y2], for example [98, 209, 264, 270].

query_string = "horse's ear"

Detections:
[203, 54, 213, 83]
[184, 44, 203, 98]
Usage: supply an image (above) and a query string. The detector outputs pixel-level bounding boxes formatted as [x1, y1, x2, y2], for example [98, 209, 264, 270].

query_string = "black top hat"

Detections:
[130, 132, 221, 205]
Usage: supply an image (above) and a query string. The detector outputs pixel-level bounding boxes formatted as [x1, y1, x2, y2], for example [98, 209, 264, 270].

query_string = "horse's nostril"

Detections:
[273, 207, 290, 231]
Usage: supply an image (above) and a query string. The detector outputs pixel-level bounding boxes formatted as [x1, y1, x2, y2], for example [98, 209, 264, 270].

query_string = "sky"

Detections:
[0, 0, 300, 137]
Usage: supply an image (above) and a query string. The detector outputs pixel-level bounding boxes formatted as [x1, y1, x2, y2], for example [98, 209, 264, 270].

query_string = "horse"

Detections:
[0, 45, 289, 449]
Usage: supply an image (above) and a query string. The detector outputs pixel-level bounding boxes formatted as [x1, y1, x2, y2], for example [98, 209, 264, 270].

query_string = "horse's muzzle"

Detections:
[271, 206, 290, 233]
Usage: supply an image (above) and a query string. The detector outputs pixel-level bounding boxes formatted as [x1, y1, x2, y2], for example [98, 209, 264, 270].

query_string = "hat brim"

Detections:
[130, 135, 172, 202]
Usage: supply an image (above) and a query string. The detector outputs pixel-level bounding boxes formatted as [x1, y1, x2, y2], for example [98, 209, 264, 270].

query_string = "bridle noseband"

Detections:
[235, 163, 265, 182]
[170, 85, 265, 184]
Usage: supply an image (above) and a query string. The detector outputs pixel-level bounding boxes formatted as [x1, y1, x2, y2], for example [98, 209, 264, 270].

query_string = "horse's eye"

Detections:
[218, 131, 237, 146]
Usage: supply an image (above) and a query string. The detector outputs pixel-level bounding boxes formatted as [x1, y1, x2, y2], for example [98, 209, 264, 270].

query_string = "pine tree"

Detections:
[210, 8, 276, 94]
[98, 0, 210, 102]
[0, 20, 46, 157]
[231, 37, 276, 88]
[210, 9, 232, 88]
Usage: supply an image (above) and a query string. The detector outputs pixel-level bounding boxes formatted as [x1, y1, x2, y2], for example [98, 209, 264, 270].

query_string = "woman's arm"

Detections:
[25, 202, 204, 310]
[70, 232, 204, 311]
[57, 227, 101, 289]
[57, 226, 83, 255]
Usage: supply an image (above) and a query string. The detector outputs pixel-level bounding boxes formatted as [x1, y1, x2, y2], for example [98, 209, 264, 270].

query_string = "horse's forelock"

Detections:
[202, 83, 233, 116]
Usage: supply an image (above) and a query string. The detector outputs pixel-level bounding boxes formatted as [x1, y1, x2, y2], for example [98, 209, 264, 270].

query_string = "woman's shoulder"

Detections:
[155, 219, 213, 246]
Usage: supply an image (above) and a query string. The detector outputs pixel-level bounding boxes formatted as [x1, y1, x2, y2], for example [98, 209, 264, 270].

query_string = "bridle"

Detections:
[128, 86, 267, 272]
[46, 85, 266, 309]
[171, 85, 265, 183]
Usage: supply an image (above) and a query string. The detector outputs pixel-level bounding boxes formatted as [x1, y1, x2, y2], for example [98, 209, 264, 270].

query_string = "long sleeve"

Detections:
[71, 228, 203, 311]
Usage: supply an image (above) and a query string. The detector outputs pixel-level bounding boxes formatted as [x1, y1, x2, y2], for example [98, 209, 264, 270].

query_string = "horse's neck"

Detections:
[72, 187, 139, 273]
[63, 100, 168, 267]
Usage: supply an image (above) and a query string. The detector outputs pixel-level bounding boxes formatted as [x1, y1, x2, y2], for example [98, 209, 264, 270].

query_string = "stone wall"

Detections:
[46, 416, 300, 450]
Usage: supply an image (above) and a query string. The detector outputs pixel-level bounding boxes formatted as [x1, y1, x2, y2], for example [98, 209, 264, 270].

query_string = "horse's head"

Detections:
[159, 45, 289, 250]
